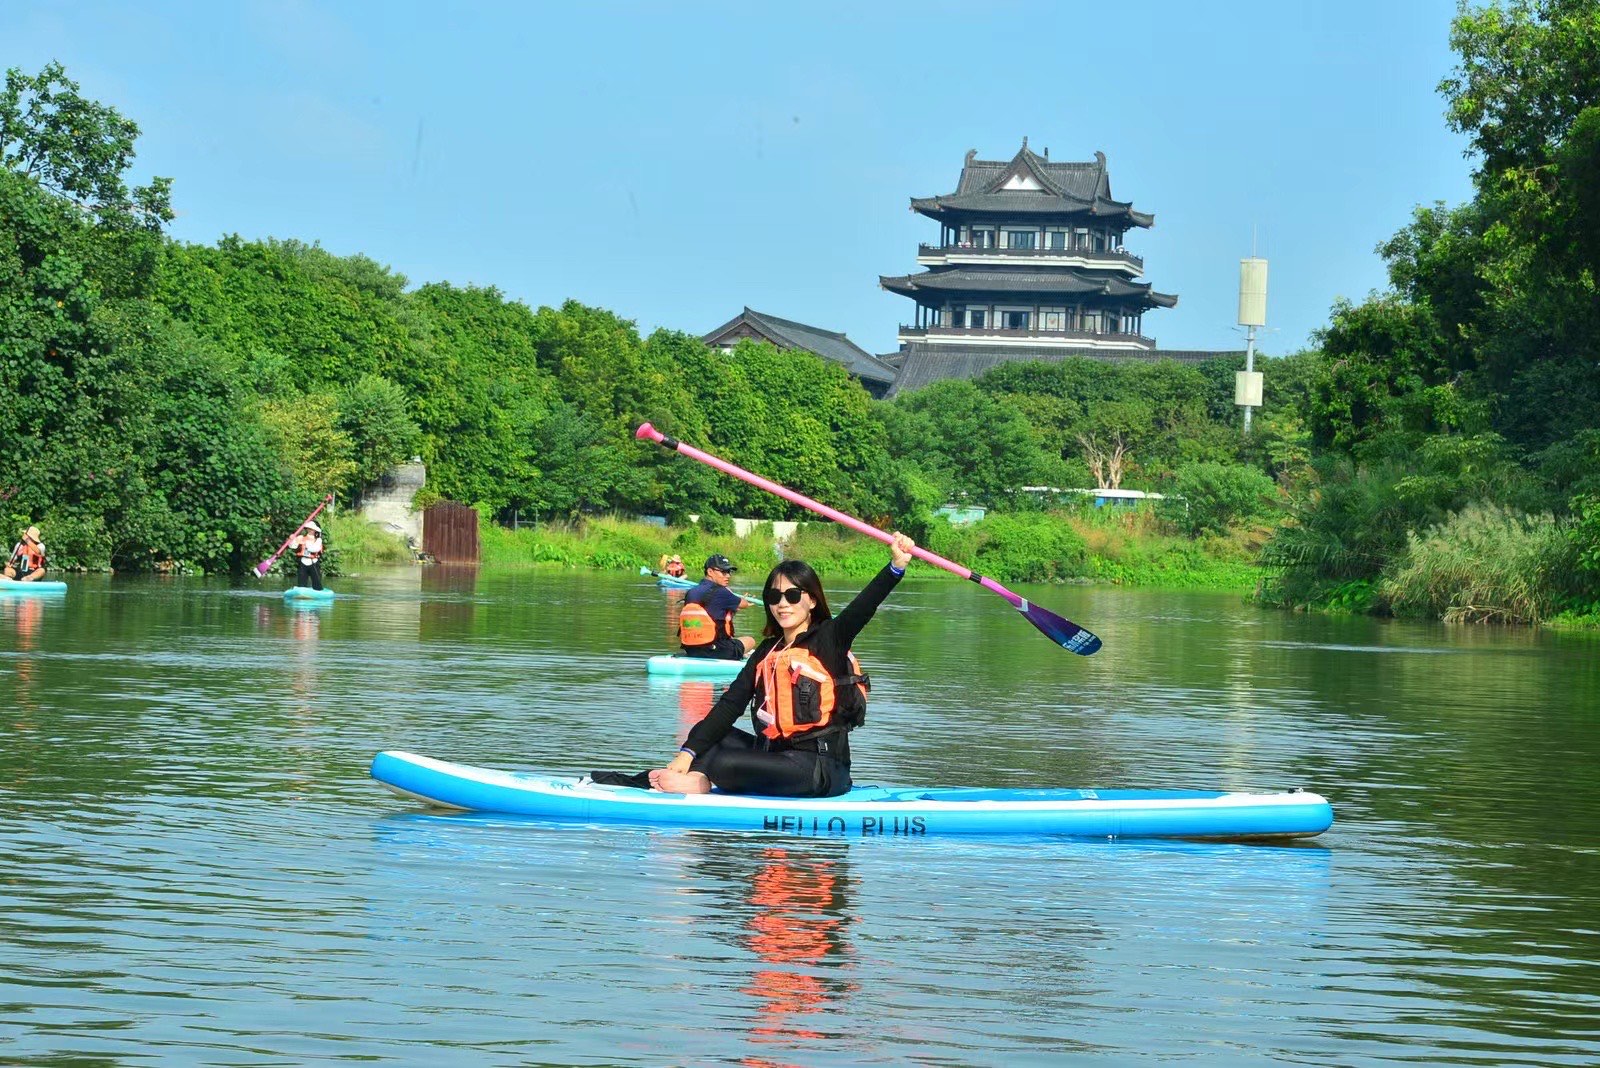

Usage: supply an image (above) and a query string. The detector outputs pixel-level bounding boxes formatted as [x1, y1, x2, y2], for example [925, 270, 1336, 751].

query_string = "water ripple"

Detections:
[1, 573, 1596, 1064]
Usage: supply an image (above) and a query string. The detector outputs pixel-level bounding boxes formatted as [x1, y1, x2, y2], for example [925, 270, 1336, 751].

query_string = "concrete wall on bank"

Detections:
[732, 518, 799, 542]
[358, 462, 426, 546]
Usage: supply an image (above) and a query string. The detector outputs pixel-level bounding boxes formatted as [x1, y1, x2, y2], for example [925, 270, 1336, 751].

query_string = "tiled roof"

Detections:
[885, 343, 1239, 397]
[701, 307, 897, 386]
[911, 142, 1153, 226]
[880, 268, 1178, 308]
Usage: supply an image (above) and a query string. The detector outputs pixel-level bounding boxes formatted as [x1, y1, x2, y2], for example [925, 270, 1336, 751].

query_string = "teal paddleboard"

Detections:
[646, 654, 747, 678]
[284, 586, 336, 601]
[0, 578, 66, 594]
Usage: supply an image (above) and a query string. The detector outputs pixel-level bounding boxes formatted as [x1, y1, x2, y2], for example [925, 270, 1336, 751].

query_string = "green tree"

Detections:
[338, 374, 419, 486]
[1442, 0, 1600, 181]
[258, 393, 357, 497]
[1075, 399, 1150, 490]
[0, 62, 172, 232]
[1308, 296, 1467, 456]
[1167, 462, 1280, 537]
[888, 379, 1048, 508]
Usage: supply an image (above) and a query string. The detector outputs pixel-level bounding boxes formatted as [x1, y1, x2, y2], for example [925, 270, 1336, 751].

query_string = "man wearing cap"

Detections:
[679, 553, 757, 659]
[288, 520, 327, 591]
[3, 525, 47, 582]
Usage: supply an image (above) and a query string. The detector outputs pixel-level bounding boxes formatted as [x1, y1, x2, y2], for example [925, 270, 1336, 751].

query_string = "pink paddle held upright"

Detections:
[635, 422, 1101, 655]
[254, 494, 335, 579]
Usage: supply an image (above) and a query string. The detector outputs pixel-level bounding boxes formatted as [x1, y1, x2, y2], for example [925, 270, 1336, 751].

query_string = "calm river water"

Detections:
[3, 567, 1598, 1065]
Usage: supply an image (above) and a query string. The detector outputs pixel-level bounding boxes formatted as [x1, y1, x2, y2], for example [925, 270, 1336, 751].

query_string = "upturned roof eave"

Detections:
[882, 272, 1176, 308]
[910, 195, 1151, 224]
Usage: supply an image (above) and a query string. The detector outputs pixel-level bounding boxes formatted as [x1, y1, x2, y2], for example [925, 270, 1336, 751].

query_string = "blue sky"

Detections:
[6, 0, 1475, 358]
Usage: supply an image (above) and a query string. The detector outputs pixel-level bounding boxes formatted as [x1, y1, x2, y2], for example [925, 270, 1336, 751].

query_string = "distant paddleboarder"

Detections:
[287, 521, 326, 591]
[2, 525, 47, 582]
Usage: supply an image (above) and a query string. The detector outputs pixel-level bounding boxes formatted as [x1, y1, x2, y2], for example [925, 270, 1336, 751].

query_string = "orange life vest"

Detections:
[678, 601, 735, 647]
[753, 646, 869, 741]
[11, 541, 44, 572]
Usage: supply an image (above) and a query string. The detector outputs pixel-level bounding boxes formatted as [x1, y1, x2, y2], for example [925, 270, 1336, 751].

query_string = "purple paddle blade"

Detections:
[1019, 600, 1102, 656]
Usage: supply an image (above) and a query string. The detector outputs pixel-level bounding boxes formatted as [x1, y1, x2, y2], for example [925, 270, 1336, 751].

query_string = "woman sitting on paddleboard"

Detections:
[649, 531, 914, 798]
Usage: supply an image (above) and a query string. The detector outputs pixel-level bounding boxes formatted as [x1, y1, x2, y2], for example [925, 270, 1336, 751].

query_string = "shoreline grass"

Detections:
[475, 512, 1261, 592]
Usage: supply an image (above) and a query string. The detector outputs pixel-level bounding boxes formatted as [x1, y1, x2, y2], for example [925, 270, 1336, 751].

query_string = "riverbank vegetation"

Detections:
[3, 1, 1597, 624]
[478, 509, 1260, 589]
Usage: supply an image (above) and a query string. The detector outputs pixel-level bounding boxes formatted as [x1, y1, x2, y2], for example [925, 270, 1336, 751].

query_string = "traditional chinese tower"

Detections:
[881, 140, 1177, 364]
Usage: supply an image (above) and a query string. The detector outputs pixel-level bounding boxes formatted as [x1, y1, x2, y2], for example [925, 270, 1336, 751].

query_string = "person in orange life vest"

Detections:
[661, 554, 687, 578]
[3, 526, 47, 582]
[287, 520, 326, 591]
[649, 532, 913, 798]
[679, 553, 758, 660]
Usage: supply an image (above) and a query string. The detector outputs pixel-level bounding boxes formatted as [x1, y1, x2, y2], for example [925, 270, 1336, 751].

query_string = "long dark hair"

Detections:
[761, 559, 831, 639]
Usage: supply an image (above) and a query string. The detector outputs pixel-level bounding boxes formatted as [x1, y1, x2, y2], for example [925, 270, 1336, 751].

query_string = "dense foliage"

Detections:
[5, 2, 1598, 627]
[1261, 0, 1600, 620]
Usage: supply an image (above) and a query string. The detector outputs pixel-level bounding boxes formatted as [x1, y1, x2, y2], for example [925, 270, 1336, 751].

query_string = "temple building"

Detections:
[881, 141, 1216, 396]
[702, 307, 897, 398]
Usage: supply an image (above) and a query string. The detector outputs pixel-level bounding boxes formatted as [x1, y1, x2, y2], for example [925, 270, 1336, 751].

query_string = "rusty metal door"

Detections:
[422, 502, 480, 564]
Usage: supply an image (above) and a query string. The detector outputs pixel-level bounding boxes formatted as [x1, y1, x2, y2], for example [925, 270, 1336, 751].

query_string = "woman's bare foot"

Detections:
[648, 768, 712, 794]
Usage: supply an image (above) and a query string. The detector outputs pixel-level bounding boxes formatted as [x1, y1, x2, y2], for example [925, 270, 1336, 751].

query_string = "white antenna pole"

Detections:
[1236, 253, 1268, 433]
[1243, 324, 1258, 432]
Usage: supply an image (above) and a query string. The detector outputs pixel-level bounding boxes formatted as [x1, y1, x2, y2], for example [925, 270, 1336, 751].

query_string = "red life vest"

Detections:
[753, 646, 869, 741]
[679, 601, 734, 647]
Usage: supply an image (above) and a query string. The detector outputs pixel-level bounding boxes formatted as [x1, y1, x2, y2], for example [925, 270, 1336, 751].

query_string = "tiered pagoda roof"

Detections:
[909, 141, 1154, 227]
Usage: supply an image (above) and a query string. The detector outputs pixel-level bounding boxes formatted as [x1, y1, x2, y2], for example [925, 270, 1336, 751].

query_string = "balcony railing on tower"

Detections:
[898, 325, 1156, 349]
[916, 243, 1144, 272]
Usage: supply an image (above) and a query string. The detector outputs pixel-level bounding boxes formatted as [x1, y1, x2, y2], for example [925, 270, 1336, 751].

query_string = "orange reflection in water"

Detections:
[288, 605, 322, 712]
[739, 846, 856, 1057]
[664, 589, 685, 643]
[4, 596, 44, 727]
[678, 681, 715, 739]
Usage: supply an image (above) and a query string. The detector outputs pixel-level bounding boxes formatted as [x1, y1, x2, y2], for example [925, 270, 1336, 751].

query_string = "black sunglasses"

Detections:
[764, 587, 806, 606]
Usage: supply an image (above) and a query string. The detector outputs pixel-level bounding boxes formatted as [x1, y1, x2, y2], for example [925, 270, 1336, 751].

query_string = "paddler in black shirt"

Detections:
[649, 532, 914, 798]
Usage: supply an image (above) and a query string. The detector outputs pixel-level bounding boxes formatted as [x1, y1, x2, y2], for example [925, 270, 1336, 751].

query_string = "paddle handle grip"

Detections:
[636, 423, 1013, 596]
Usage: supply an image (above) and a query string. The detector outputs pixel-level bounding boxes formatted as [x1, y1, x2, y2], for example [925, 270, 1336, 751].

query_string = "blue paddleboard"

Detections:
[370, 751, 1334, 840]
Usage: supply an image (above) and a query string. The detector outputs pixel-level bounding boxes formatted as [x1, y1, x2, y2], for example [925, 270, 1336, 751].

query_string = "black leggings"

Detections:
[691, 727, 852, 798]
[683, 636, 745, 660]
[296, 561, 324, 591]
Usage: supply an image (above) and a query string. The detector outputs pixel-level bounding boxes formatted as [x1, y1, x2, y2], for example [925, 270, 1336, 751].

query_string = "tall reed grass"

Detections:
[1380, 503, 1570, 624]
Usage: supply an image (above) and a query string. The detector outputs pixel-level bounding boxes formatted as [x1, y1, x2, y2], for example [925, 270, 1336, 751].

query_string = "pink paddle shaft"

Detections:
[255, 494, 334, 577]
[635, 423, 1025, 609]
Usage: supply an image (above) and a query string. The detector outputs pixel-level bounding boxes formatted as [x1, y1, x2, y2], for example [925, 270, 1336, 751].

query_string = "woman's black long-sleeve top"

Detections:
[681, 565, 903, 759]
